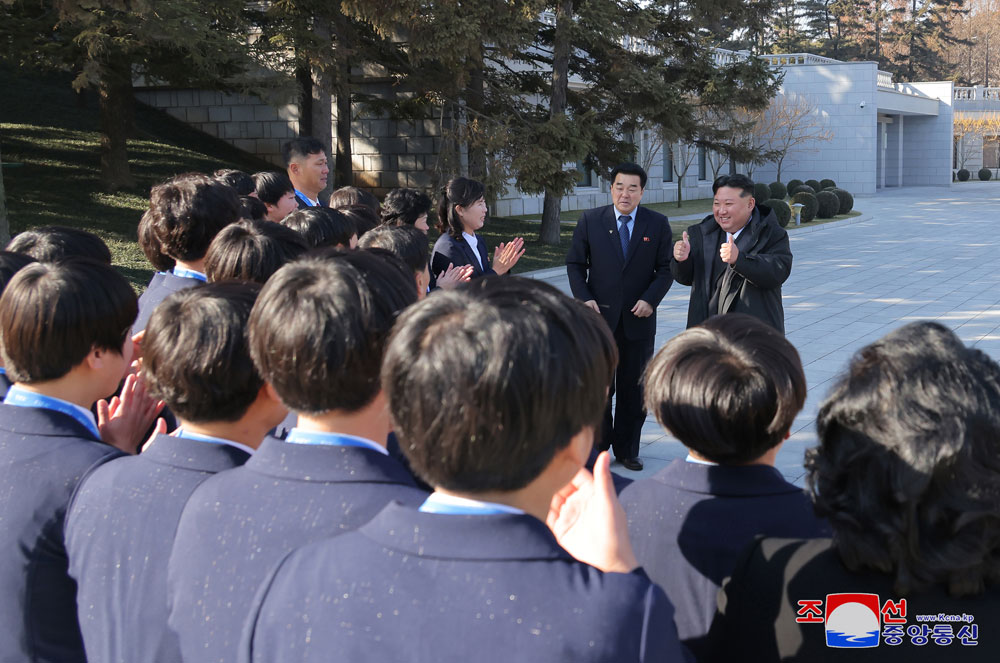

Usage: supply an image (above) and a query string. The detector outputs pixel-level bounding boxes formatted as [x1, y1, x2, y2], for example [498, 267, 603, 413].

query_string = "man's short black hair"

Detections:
[281, 137, 326, 167]
[147, 173, 240, 262]
[610, 162, 647, 189]
[0, 251, 36, 294]
[138, 210, 176, 271]
[204, 218, 309, 284]
[809, 321, 1000, 597]
[339, 204, 378, 239]
[712, 174, 755, 197]
[357, 225, 429, 275]
[383, 277, 617, 493]
[282, 209, 357, 248]
[6, 226, 112, 265]
[213, 169, 255, 196]
[644, 313, 806, 464]
[252, 171, 295, 206]
[380, 188, 432, 227]
[249, 249, 418, 415]
[144, 281, 263, 423]
[328, 186, 380, 215]
[0, 258, 137, 383]
[239, 196, 268, 222]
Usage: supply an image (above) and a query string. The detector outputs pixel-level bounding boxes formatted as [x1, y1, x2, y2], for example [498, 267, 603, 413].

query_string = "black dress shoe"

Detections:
[619, 456, 643, 471]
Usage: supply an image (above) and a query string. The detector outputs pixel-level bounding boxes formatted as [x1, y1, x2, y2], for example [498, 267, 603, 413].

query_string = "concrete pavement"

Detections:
[524, 182, 1000, 485]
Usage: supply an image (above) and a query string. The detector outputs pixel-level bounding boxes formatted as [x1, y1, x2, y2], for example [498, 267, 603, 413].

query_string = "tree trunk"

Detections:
[676, 176, 683, 208]
[296, 58, 314, 137]
[331, 13, 352, 188]
[0, 142, 9, 246]
[466, 50, 487, 181]
[98, 59, 136, 192]
[539, 0, 572, 246]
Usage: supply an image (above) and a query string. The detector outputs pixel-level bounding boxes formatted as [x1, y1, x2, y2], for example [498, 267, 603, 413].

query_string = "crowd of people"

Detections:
[0, 136, 996, 662]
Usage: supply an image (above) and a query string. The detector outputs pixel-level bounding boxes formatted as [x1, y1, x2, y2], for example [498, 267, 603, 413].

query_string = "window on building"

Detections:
[698, 145, 707, 180]
[662, 144, 673, 182]
[576, 161, 594, 187]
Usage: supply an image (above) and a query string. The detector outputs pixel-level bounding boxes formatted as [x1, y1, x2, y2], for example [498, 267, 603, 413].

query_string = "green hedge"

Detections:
[791, 191, 818, 223]
[791, 184, 815, 195]
[816, 191, 840, 218]
[979, 168, 992, 181]
[831, 188, 854, 214]
[820, 178, 837, 189]
[805, 179, 822, 191]
[768, 181, 787, 199]
[763, 199, 791, 228]
[787, 178, 804, 193]
[958, 169, 971, 181]
[753, 182, 771, 201]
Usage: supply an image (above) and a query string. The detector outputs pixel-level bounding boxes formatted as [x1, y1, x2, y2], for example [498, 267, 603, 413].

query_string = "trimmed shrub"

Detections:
[787, 178, 804, 192]
[763, 199, 791, 228]
[753, 182, 771, 201]
[822, 186, 837, 191]
[816, 191, 840, 218]
[791, 184, 815, 195]
[805, 179, 822, 191]
[979, 167, 992, 181]
[768, 181, 788, 200]
[958, 169, 971, 181]
[820, 178, 837, 189]
[791, 191, 818, 223]
[831, 188, 854, 214]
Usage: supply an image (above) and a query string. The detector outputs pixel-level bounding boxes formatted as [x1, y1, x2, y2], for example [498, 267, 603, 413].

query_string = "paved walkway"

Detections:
[525, 182, 1000, 484]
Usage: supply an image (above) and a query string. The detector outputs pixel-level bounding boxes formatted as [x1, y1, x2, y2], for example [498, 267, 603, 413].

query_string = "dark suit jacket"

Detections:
[707, 537, 1000, 662]
[0, 371, 10, 399]
[670, 205, 791, 333]
[294, 192, 328, 209]
[167, 436, 427, 663]
[566, 205, 673, 340]
[620, 460, 829, 656]
[0, 404, 123, 662]
[240, 502, 688, 663]
[65, 433, 250, 663]
[135, 272, 204, 332]
[430, 232, 495, 281]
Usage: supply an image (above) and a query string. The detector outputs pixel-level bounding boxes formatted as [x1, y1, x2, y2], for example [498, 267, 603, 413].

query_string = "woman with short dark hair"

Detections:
[705, 321, 1000, 662]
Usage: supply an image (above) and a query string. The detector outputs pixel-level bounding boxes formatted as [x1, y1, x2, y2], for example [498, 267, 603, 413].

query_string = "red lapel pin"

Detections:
[643, 237, 650, 242]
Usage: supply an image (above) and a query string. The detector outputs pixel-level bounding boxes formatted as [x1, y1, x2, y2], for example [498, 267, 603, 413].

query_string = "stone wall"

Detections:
[349, 115, 443, 194]
[902, 82, 954, 186]
[134, 89, 298, 166]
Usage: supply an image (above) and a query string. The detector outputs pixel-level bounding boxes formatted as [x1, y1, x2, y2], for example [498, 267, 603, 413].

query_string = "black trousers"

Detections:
[598, 319, 655, 460]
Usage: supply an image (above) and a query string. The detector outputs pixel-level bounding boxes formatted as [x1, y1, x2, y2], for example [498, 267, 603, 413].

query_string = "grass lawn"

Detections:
[0, 67, 272, 290]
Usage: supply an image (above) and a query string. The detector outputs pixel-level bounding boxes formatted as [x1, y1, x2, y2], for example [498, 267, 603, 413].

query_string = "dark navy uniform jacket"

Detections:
[620, 459, 829, 656]
[0, 371, 10, 399]
[65, 432, 251, 663]
[240, 502, 690, 663]
[0, 404, 123, 662]
[167, 435, 427, 663]
[135, 272, 204, 332]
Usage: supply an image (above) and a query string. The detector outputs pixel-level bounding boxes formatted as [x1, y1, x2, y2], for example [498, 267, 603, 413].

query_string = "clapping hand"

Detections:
[493, 237, 526, 275]
[97, 373, 165, 455]
[437, 263, 475, 290]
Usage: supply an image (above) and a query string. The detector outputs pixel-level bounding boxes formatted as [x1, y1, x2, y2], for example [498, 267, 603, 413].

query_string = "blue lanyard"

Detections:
[0, 367, 5, 375]
[172, 267, 207, 282]
[294, 190, 317, 207]
[285, 428, 384, 453]
[418, 494, 521, 516]
[4, 386, 100, 438]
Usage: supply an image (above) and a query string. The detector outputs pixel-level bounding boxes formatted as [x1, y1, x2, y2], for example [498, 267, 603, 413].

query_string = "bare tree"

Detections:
[670, 141, 700, 208]
[954, 112, 1000, 172]
[766, 95, 834, 182]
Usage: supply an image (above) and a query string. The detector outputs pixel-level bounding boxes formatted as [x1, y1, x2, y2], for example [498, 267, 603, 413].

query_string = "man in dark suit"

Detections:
[671, 173, 791, 333]
[166, 250, 427, 663]
[619, 314, 828, 658]
[282, 137, 330, 208]
[240, 277, 687, 663]
[566, 162, 673, 471]
[0, 259, 154, 662]
[65, 282, 286, 663]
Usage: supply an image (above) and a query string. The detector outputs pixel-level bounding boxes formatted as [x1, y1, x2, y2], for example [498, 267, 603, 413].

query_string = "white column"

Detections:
[897, 116, 904, 188]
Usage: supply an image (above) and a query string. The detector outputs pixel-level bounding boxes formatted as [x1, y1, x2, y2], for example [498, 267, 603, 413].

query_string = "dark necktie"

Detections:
[618, 215, 630, 259]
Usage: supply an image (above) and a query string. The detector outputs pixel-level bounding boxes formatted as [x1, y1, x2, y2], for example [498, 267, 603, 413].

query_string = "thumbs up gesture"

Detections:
[720, 233, 738, 265]
[673, 230, 691, 262]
